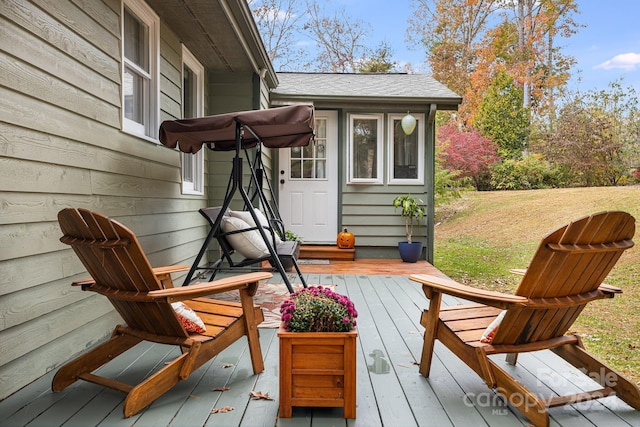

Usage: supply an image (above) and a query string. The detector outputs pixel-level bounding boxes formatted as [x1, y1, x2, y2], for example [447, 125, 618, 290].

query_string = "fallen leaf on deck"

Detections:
[213, 386, 231, 392]
[211, 406, 234, 414]
[250, 390, 274, 400]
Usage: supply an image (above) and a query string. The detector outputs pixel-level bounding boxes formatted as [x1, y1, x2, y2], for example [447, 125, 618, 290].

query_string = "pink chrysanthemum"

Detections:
[279, 286, 357, 332]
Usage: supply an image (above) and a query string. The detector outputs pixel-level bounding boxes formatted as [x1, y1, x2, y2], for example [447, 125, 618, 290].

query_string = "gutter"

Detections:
[271, 94, 462, 110]
[219, 0, 278, 88]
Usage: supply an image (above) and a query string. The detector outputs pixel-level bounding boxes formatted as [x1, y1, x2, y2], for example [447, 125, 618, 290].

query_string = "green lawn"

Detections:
[433, 186, 640, 384]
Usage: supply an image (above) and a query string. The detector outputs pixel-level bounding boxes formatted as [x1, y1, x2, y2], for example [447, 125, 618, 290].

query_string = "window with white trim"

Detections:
[122, 0, 159, 138]
[348, 114, 383, 184]
[181, 46, 204, 195]
[388, 113, 425, 184]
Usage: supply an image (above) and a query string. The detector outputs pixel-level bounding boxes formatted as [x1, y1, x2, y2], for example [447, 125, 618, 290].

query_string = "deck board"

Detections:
[372, 275, 457, 426]
[1, 272, 638, 427]
[348, 275, 418, 427]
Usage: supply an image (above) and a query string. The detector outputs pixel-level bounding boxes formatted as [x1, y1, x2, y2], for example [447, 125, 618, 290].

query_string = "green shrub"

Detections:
[490, 155, 565, 190]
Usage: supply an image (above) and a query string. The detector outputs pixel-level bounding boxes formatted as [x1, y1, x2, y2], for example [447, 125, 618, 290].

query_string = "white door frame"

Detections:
[278, 110, 339, 244]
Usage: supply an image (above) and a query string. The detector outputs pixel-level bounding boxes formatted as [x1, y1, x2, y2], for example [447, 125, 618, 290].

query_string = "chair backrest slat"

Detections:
[493, 211, 634, 345]
[58, 208, 188, 338]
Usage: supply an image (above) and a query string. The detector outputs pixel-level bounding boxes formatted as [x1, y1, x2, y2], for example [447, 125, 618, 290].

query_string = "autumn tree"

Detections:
[532, 81, 640, 186]
[249, 0, 384, 73]
[498, 0, 580, 114]
[474, 70, 530, 158]
[437, 124, 501, 190]
[409, 0, 580, 127]
[464, 19, 518, 124]
[304, 1, 371, 72]
[407, 0, 498, 99]
[248, 0, 306, 71]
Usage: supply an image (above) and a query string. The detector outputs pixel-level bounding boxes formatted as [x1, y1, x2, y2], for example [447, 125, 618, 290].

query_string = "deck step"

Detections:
[299, 245, 355, 261]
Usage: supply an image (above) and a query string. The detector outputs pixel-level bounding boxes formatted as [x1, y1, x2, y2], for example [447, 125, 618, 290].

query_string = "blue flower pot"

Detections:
[398, 241, 423, 263]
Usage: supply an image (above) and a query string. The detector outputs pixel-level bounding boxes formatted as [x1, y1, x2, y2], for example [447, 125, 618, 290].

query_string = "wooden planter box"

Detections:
[278, 325, 357, 418]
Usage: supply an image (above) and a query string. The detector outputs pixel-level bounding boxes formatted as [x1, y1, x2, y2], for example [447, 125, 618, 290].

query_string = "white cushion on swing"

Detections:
[229, 209, 283, 245]
[221, 216, 270, 259]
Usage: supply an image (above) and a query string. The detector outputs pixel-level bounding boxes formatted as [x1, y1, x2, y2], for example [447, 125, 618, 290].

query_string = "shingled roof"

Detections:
[271, 72, 462, 108]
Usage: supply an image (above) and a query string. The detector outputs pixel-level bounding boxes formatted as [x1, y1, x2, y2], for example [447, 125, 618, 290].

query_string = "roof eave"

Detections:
[222, 0, 278, 88]
[271, 94, 462, 110]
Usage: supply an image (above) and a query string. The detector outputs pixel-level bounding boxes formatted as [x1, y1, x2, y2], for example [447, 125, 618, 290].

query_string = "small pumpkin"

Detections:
[337, 228, 355, 249]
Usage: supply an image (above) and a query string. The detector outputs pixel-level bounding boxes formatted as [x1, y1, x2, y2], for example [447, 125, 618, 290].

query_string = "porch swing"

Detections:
[159, 105, 315, 293]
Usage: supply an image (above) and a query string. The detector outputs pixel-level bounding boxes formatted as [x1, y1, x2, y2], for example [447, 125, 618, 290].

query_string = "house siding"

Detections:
[205, 71, 256, 210]
[341, 104, 438, 261]
[0, 0, 262, 399]
[335, 107, 433, 259]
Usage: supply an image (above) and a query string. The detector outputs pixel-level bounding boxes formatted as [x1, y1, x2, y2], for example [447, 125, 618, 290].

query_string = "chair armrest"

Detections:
[148, 272, 273, 302]
[153, 265, 190, 288]
[71, 265, 191, 289]
[152, 265, 190, 275]
[598, 283, 622, 294]
[409, 273, 528, 309]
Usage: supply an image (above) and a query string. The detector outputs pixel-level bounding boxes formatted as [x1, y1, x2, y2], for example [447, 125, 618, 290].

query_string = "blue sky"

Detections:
[318, 0, 640, 93]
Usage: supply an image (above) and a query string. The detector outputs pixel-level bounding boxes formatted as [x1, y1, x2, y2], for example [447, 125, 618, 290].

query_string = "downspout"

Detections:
[425, 103, 437, 263]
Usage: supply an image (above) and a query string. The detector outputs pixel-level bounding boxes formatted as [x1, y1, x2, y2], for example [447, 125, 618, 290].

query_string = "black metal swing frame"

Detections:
[159, 106, 315, 293]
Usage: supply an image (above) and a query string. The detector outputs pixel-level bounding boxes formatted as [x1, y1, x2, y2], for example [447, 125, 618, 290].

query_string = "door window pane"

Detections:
[303, 159, 314, 178]
[289, 118, 327, 180]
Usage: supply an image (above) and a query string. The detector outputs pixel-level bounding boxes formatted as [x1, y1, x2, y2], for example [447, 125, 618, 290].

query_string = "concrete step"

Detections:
[299, 245, 355, 261]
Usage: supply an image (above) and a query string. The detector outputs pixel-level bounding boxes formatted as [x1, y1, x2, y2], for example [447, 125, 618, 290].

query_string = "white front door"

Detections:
[278, 110, 338, 244]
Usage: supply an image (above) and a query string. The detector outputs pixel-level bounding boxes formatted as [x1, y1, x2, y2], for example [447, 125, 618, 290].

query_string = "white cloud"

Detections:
[595, 52, 640, 71]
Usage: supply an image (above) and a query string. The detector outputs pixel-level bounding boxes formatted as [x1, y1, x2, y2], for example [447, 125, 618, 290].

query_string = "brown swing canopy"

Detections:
[159, 105, 315, 153]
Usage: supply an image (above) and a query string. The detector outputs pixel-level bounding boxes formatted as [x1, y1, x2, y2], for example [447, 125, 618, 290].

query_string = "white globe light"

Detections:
[401, 113, 417, 135]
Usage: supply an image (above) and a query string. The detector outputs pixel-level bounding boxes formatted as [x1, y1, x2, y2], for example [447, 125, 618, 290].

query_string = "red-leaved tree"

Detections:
[437, 124, 501, 190]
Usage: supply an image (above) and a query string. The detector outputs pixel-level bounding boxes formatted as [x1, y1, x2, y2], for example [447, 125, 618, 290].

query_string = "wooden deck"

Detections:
[1, 261, 638, 427]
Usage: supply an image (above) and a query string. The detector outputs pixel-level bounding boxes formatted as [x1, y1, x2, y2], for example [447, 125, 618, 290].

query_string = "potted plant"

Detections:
[278, 286, 358, 418]
[392, 194, 425, 263]
[277, 230, 302, 272]
[284, 229, 302, 243]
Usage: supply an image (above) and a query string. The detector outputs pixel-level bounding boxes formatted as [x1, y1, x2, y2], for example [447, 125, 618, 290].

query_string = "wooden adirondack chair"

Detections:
[53, 208, 271, 418]
[410, 211, 640, 427]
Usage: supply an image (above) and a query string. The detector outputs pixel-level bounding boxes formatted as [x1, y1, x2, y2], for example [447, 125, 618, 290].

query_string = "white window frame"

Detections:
[121, 0, 160, 140]
[181, 46, 205, 195]
[388, 113, 425, 185]
[347, 113, 384, 184]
